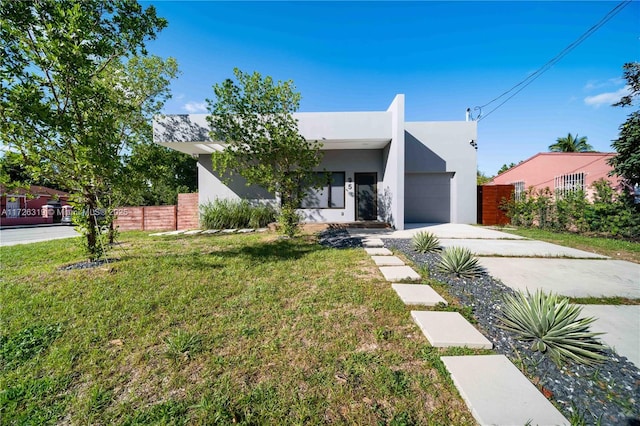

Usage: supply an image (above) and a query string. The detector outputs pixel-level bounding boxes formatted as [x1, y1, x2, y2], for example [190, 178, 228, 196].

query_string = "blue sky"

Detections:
[143, 0, 639, 176]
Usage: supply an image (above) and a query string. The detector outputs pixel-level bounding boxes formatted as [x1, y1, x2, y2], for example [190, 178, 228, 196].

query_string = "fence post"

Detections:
[141, 206, 145, 231]
[174, 205, 178, 230]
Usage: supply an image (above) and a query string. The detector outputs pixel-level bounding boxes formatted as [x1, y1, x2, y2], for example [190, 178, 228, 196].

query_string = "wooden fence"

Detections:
[477, 185, 514, 226]
[113, 193, 199, 231]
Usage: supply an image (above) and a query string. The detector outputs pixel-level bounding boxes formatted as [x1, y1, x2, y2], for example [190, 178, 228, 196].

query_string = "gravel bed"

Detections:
[383, 237, 640, 425]
[59, 258, 118, 271]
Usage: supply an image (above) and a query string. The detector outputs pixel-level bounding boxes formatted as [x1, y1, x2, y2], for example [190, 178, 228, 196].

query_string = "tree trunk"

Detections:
[84, 192, 100, 261]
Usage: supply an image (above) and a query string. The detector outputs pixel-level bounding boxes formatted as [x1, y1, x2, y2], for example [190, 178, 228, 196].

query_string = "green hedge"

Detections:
[503, 179, 639, 241]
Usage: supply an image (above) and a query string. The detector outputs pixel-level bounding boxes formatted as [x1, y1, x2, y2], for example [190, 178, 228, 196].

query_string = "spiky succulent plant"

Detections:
[412, 231, 440, 253]
[437, 246, 484, 278]
[499, 290, 606, 366]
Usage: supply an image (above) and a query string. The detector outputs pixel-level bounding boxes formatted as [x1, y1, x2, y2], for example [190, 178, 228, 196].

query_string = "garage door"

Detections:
[405, 173, 451, 223]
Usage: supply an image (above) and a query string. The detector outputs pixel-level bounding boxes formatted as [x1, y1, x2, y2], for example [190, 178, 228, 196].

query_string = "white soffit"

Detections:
[159, 139, 390, 155]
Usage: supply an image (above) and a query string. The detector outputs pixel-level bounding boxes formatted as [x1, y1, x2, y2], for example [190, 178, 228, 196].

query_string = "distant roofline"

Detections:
[495, 151, 615, 177]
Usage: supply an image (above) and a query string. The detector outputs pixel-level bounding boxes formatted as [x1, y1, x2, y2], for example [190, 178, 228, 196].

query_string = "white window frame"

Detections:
[554, 172, 585, 198]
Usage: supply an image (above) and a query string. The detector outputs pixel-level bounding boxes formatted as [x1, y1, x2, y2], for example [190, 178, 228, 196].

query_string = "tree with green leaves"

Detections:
[206, 68, 323, 236]
[609, 62, 640, 190]
[497, 162, 517, 175]
[0, 0, 173, 259]
[119, 142, 197, 206]
[548, 133, 594, 152]
[477, 170, 492, 185]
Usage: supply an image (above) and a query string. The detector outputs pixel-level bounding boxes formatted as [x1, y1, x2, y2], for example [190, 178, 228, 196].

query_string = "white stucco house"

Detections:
[153, 95, 477, 230]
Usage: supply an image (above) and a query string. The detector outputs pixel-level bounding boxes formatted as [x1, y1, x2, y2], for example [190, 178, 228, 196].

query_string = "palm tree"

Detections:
[548, 133, 594, 152]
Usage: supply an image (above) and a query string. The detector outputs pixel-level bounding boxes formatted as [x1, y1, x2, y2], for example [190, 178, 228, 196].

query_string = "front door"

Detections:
[355, 173, 377, 221]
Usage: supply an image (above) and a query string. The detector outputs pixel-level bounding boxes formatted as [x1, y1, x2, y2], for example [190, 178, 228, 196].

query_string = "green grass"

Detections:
[0, 232, 475, 425]
[568, 296, 640, 306]
[497, 227, 640, 264]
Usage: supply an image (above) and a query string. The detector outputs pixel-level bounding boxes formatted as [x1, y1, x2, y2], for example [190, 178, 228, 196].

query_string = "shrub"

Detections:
[436, 247, 484, 279]
[502, 179, 639, 240]
[412, 231, 440, 253]
[200, 199, 276, 229]
[499, 290, 606, 366]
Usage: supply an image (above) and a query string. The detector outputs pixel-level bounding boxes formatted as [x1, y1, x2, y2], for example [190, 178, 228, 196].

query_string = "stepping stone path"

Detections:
[411, 311, 492, 349]
[379, 265, 421, 282]
[201, 229, 220, 234]
[359, 233, 569, 425]
[162, 230, 186, 235]
[364, 247, 393, 256]
[362, 238, 384, 248]
[183, 230, 202, 235]
[371, 255, 404, 266]
[391, 283, 447, 306]
[442, 355, 569, 425]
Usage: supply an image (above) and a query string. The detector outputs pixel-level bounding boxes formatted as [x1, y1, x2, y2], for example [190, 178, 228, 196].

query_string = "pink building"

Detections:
[0, 185, 71, 227]
[490, 152, 620, 199]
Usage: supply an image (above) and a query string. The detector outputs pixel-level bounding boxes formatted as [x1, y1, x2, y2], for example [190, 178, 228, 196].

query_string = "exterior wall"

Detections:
[295, 111, 391, 142]
[491, 153, 619, 199]
[298, 149, 385, 223]
[0, 192, 70, 227]
[197, 154, 275, 207]
[404, 121, 478, 224]
[382, 94, 405, 230]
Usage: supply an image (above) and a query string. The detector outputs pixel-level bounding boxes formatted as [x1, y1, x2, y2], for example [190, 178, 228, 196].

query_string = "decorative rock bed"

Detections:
[318, 229, 640, 424]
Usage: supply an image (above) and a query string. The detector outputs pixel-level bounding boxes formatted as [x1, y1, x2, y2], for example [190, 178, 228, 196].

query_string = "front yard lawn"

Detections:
[0, 231, 474, 425]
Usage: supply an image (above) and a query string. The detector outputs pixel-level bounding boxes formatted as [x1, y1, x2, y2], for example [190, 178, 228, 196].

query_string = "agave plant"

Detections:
[499, 290, 606, 366]
[412, 231, 440, 253]
[437, 246, 484, 278]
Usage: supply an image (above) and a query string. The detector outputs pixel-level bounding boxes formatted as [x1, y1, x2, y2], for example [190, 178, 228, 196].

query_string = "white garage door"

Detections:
[405, 173, 451, 223]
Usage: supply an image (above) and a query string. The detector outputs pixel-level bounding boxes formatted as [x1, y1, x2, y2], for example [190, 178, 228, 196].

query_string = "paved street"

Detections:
[0, 225, 80, 247]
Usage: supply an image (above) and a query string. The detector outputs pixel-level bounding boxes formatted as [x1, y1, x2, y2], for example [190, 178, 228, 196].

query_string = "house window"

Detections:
[554, 172, 585, 198]
[301, 172, 345, 209]
[512, 181, 525, 200]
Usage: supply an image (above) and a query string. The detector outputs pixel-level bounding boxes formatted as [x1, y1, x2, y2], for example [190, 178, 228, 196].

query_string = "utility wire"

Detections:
[476, 0, 632, 122]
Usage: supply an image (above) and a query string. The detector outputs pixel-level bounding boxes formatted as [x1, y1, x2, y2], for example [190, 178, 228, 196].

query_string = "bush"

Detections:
[412, 231, 440, 253]
[437, 247, 484, 279]
[503, 179, 639, 240]
[499, 290, 606, 366]
[200, 199, 276, 229]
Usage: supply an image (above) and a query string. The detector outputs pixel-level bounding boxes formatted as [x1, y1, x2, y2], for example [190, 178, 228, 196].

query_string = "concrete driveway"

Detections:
[0, 225, 80, 247]
[349, 223, 640, 367]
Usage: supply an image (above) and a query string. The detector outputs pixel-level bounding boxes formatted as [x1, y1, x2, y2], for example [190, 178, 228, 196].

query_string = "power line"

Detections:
[475, 0, 633, 122]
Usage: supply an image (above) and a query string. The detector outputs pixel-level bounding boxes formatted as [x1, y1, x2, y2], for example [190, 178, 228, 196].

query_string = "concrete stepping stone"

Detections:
[256, 228, 269, 233]
[441, 355, 569, 425]
[237, 228, 255, 233]
[371, 255, 404, 266]
[183, 230, 202, 235]
[163, 230, 186, 235]
[201, 229, 220, 234]
[221, 229, 237, 234]
[379, 266, 421, 282]
[362, 238, 384, 247]
[411, 311, 492, 349]
[392, 284, 447, 306]
[149, 231, 171, 236]
[365, 247, 393, 256]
